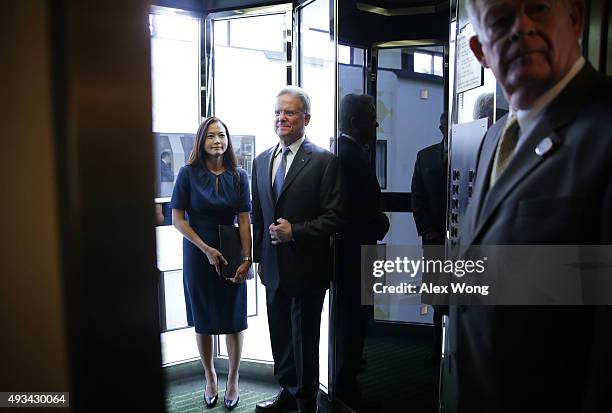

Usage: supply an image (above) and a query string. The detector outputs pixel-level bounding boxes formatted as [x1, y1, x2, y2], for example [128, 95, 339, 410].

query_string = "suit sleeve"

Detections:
[251, 159, 263, 262]
[339, 149, 389, 241]
[370, 209, 390, 241]
[411, 153, 435, 236]
[292, 155, 347, 241]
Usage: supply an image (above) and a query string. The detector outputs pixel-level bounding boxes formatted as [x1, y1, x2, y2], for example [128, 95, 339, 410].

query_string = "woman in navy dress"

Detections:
[171, 117, 252, 411]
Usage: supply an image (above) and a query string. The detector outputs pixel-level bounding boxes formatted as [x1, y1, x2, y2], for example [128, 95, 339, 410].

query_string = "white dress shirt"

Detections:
[271, 135, 305, 187]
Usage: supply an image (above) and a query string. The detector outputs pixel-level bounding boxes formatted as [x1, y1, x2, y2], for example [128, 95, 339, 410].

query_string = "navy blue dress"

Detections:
[170, 165, 251, 335]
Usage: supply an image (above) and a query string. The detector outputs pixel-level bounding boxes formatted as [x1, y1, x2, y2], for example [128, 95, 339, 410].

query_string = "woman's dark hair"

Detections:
[187, 117, 238, 171]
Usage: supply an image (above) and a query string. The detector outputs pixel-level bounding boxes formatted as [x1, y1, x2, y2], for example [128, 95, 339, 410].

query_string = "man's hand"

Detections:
[269, 218, 293, 244]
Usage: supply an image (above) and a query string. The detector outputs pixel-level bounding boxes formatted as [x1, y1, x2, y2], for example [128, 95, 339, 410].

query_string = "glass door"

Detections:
[149, 7, 204, 365]
[206, 4, 293, 365]
[153, 0, 340, 399]
[375, 45, 446, 325]
[295, 0, 337, 391]
[333, 2, 450, 412]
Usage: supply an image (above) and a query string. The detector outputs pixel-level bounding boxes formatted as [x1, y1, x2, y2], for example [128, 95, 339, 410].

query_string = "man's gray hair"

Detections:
[473, 92, 494, 121]
[465, 0, 582, 34]
[276, 85, 311, 115]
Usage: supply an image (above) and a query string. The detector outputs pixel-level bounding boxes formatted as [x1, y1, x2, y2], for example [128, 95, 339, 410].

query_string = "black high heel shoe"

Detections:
[204, 392, 218, 409]
[224, 394, 239, 411]
[204, 378, 218, 409]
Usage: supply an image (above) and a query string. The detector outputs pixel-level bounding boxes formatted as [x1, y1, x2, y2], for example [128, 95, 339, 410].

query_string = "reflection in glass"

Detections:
[376, 47, 445, 323]
[434, 55, 444, 77]
[212, 10, 289, 364]
[150, 10, 202, 365]
[150, 13, 200, 134]
[213, 20, 228, 46]
[154, 133, 195, 198]
[338, 45, 351, 64]
[339, 46, 365, 99]
[376, 140, 387, 189]
[299, 0, 335, 151]
[229, 15, 285, 52]
[454, 23, 496, 124]
[298, 0, 334, 390]
[213, 13, 288, 157]
[414, 52, 433, 74]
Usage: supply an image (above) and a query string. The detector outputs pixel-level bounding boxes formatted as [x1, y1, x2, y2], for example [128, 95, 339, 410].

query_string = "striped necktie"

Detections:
[490, 113, 520, 186]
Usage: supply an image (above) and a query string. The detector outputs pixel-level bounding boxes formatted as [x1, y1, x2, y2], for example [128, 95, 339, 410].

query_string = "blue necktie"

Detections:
[274, 146, 290, 201]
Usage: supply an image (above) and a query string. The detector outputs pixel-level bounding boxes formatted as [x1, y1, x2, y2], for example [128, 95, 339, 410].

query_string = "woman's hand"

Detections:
[203, 246, 228, 276]
[230, 261, 252, 283]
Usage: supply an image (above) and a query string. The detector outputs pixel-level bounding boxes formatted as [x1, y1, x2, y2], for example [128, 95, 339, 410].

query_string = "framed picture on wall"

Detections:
[232, 135, 256, 178]
[154, 132, 196, 199]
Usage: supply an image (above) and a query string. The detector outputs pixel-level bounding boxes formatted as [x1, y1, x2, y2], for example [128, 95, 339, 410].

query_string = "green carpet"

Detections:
[355, 334, 438, 413]
[166, 388, 277, 413]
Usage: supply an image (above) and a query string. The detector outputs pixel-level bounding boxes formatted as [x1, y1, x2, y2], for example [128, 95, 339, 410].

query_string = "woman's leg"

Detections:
[225, 331, 244, 400]
[196, 333, 217, 397]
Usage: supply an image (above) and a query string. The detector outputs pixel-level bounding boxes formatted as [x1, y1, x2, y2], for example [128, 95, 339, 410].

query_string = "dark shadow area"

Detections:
[351, 323, 438, 413]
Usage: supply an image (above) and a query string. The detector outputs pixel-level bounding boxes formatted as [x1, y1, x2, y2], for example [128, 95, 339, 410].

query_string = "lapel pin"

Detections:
[535, 137, 554, 156]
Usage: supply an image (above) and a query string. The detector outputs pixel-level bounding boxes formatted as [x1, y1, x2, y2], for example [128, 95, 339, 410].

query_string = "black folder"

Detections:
[218, 224, 254, 280]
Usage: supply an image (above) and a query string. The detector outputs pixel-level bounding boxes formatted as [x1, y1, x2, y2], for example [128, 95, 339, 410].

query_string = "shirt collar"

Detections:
[340, 132, 366, 150]
[515, 56, 585, 137]
[276, 135, 305, 157]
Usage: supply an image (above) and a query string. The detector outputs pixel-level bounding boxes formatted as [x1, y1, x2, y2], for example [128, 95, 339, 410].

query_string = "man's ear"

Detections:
[304, 113, 311, 126]
[469, 35, 488, 68]
[569, 0, 585, 37]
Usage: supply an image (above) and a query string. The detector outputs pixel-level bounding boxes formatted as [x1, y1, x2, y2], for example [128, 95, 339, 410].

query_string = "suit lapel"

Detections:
[276, 138, 313, 202]
[466, 63, 600, 247]
[473, 129, 550, 242]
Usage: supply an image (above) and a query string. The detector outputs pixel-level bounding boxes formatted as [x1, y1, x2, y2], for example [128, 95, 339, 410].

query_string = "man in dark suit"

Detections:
[160, 150, 174, 182]
[335, 94, 389, 403]
[411, 111, 448, 365]
[412, 112, 448, 247]
[252, 86, 346, 413]
[449, 0, 612, 411]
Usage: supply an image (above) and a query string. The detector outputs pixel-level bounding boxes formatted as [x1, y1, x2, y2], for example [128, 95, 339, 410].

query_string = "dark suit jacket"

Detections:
[411, 140, 447, 240]
[252, 138, 346, 295]
[337, 135, 389, 245]
[336, 134, 389, 281]
[160, 160, 174, 182]
[450, 63, 612, 412]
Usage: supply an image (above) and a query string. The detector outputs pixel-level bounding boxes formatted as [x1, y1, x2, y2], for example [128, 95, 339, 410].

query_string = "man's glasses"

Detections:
[274, 110, 303, 118]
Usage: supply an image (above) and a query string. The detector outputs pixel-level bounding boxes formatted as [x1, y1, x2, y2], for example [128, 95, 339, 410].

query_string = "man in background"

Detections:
[411, 111, 448, 365]
[472, 92, 494, 129]
[160, 150, 174, 182]
[335, 94, 389, 406]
